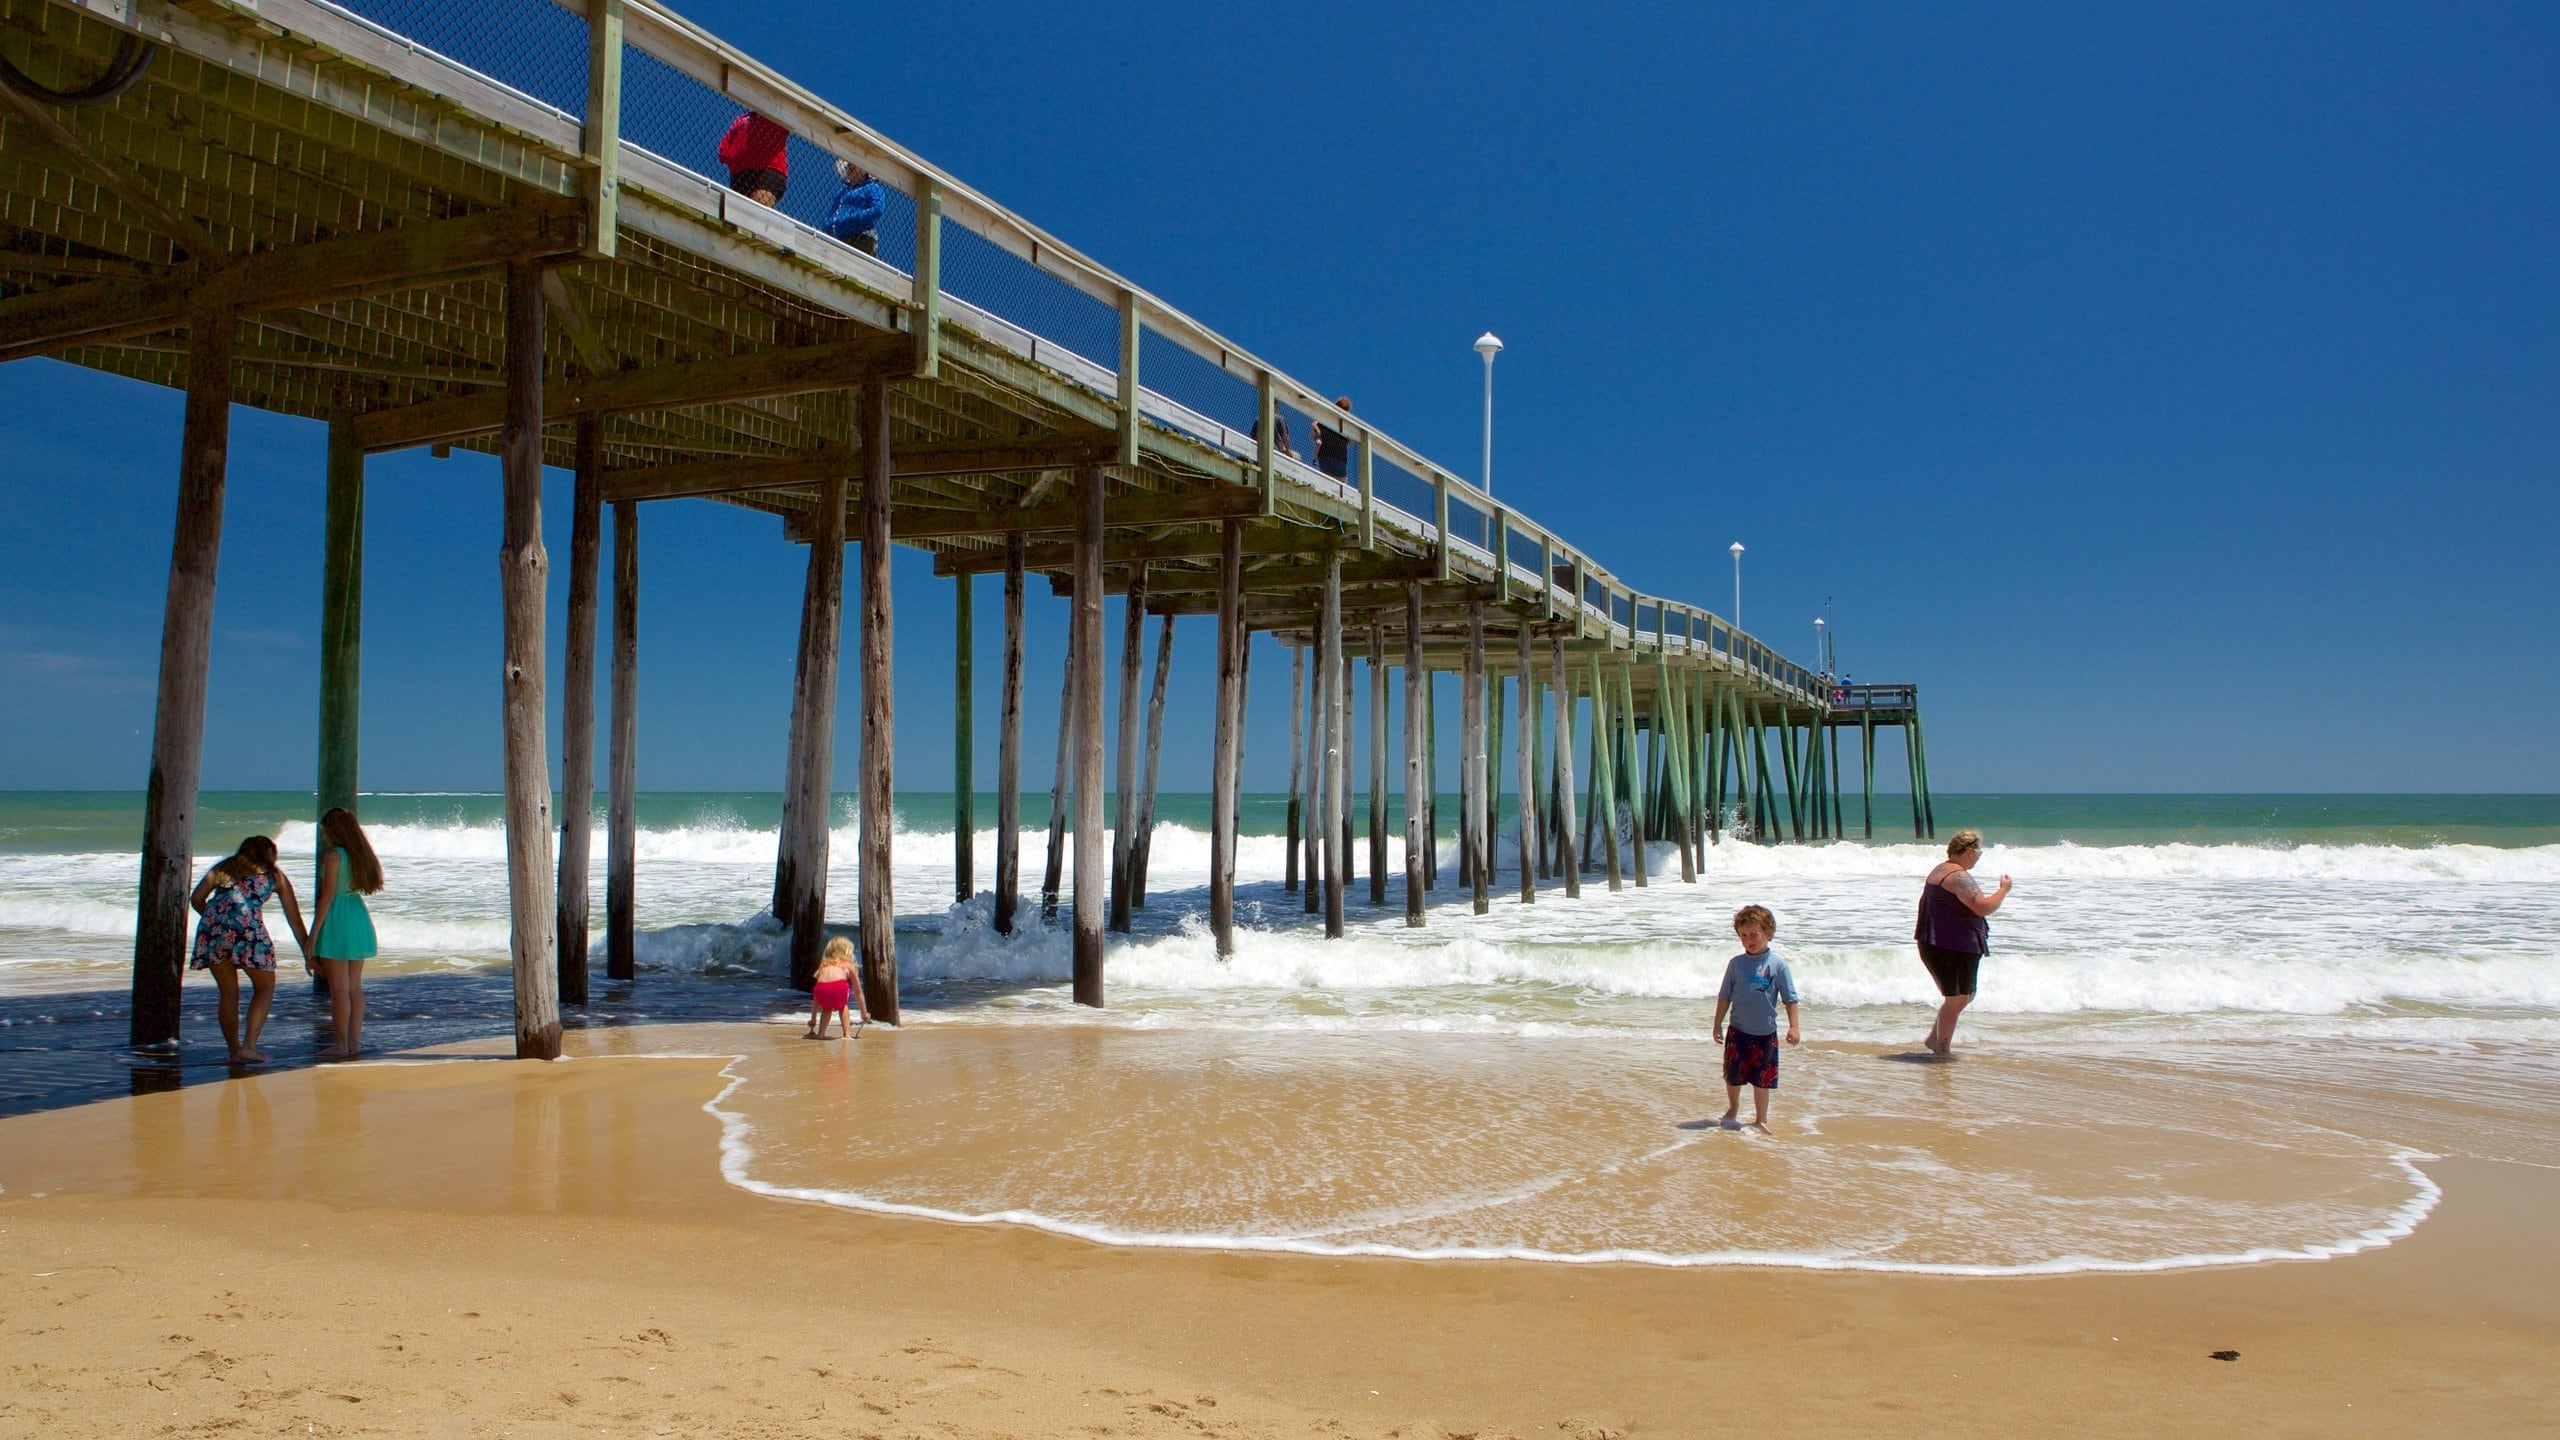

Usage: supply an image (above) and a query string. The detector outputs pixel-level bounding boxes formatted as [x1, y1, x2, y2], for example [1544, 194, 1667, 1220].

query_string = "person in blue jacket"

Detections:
[825, 159, 886, 255]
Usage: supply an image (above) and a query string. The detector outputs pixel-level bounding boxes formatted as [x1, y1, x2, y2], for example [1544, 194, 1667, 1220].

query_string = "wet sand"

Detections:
[1, 1033, 2553, 1438]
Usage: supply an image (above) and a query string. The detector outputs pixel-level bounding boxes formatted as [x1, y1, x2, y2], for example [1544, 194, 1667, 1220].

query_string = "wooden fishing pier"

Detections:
[0, 0, 1936, 1058]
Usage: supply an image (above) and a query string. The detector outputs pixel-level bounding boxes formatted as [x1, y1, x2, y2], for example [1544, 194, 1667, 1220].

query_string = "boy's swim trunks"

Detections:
[1723, 1028, 1780, 1089]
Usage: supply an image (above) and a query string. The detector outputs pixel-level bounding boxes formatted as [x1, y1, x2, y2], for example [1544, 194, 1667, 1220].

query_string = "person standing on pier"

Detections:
[1312, 396, 1356, 480]
[311, 808, 384, 1061]
[823, 158, 886, 254]
[1915, 828, 2009, 1056]
[188, 836, 311, 1066]
[718, 111, 791, 206]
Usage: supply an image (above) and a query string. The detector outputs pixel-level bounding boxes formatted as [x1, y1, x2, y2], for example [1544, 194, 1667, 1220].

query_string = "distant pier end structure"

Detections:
[0, 0, 1933, 1051]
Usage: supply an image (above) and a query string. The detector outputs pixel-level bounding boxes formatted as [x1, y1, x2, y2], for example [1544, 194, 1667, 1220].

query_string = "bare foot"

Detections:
[239, 1048, 267, 1066]
[1717, 1110, 1740, 1130]
[226, 1048, 250, 1066]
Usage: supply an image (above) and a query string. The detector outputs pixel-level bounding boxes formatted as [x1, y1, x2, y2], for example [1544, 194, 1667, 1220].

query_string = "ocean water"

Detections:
[4, 790, 2556, 1272]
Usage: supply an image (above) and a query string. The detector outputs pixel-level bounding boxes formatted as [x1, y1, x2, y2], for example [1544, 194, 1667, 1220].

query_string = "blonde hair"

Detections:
[319, 808, 384, 894]
[1947, 829, 1984, 859]
[206, 836, 278, 888]
[1732, 904, 1776, 935]
[821, 936, 853, 964]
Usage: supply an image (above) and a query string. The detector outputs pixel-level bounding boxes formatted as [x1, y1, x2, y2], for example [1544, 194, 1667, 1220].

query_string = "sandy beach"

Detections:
[3, 1030, 2552, 1439]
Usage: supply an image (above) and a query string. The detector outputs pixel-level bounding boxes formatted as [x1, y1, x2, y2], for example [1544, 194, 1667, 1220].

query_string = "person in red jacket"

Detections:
[718, 111, 790, 205]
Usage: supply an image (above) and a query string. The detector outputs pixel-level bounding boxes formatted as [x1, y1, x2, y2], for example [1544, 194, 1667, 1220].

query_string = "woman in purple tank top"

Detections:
[1914, 828, 2010, 1056]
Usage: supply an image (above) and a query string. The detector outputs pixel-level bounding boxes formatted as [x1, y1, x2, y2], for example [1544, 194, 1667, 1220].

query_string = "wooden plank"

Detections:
[606, 499, 638, 977]
[556, 415, 602, 1007]
[0, 203, 589, 362]
[1071, 465, 1106, 1005]
[498, 260, 561, 1061]
[933, 525, 1310, 576]
[129, 296, 230, 1051]
[1209, 521, 1242, 955]
[351, 331, 914, 451]
[857, 381, 899, 1020]
[995, 534, 1025, 933]
[887, 484, 1266, 541]
[580, 0, 625, 258]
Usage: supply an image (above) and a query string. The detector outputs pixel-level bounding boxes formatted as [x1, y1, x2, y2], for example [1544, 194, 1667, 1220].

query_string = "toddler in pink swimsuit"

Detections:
[807, 935, 864, 1039]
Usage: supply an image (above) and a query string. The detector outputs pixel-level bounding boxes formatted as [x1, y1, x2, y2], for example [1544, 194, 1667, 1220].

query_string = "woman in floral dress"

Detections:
[189, 835, 312, 1065]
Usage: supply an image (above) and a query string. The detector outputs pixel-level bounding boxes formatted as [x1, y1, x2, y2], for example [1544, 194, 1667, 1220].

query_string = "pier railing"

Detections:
[292, 0, 1822, 707]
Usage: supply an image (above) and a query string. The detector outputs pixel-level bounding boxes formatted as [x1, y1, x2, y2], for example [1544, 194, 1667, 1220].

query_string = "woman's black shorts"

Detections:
[1917, 942, 1980, 997]
[728, 167, 788, 201]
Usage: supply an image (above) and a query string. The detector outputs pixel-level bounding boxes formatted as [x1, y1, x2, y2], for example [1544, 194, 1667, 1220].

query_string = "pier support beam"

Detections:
[1285, 646, 1304, 895]
[497, 259, 560, 1061]
[1552, 634, 1580, 898]
[778, 425, 850, 993]
[856, 381, 898, 1023]
[1861, 707, 1876, 840]
[1321, 554, 1346, 938]
[1303, 646, 1322, 915]
[316, 418, 364, 1002]
[1131, 613, 1173, 907]
[1369, 623, 1388, 906]
[1110, 562, 1148, 932]
[556, 416, 601, 1006]
[953, 574, 973, 902]
[1592, 655, 1621, 891]
[1071, 465, 1107, 1005]
[606, 500, 638, 978]
[1210, 522, 1243, 955]
[1041, 623, 1074, 919]
[995, 535, 1024, 932]
[1620, 661, 1647, 887]
[130, 298, 233, 1052]
[1465, 602, 1489, 915]
[1515, 622, 1536, 905]
[1404, 584, 1427, 926]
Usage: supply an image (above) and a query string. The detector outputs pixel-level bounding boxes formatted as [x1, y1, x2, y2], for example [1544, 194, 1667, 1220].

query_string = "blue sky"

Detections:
[3, 0, 2554, 793]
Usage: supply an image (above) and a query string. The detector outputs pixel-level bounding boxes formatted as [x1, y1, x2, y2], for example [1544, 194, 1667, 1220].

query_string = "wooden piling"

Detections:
[1303, 643, 1323, 915]
[556, 415, 601, 1006]
[316, 419, 363, 1001]
[1779, 712, 1805, 843]
[1110, 562, 1148, 932]
[1284, 646, 1304, 895]
[1515, 622, 1535, 905]
[606, 499, 637, 979]
[1071, 465, 1107, 1005]
[1210, 521, 1243, 955]
[1551, 633, 1580, 898]
[856, 381, 898, 1023]
[498, 259, 560, 1061]
[1041, 622, 1074, 918]
[1619, 660, 1647, 887]
[1487, 672, 1503, 888]
[1321, 553, 1346, 938]
[1369, 622, 1388, 906]
[1662, 657, 1696, 882]
[953, 573, 974, 901]
[1592, 654, 1622, 892]
[1861, 705, 1876, 840]
[1403, 583, 1426, 926]
[778, 421, 850, 993]
[130, 297, 232, 1051]
[1465, 602, 1489, 915]
[995, 535, 1024, 932]
[1131, 611, 1173, 907]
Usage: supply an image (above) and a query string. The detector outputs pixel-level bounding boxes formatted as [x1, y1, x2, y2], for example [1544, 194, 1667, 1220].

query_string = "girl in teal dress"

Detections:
[312, 807, 384, 1060]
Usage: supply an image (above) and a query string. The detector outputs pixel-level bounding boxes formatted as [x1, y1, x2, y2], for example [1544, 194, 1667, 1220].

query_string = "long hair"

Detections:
[318, 807, 384, 894]
[206, 835, 279, 888]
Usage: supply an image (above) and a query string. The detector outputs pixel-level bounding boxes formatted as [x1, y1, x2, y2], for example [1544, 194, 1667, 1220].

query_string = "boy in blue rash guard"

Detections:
[824, 159, 886, 255]
[1712, 904, 1802, 1129]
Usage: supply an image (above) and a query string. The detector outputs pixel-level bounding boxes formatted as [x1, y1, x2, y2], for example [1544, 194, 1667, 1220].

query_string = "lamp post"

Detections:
[1729, 541, 1744, 633]
[1474, 332, 1502, 497]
